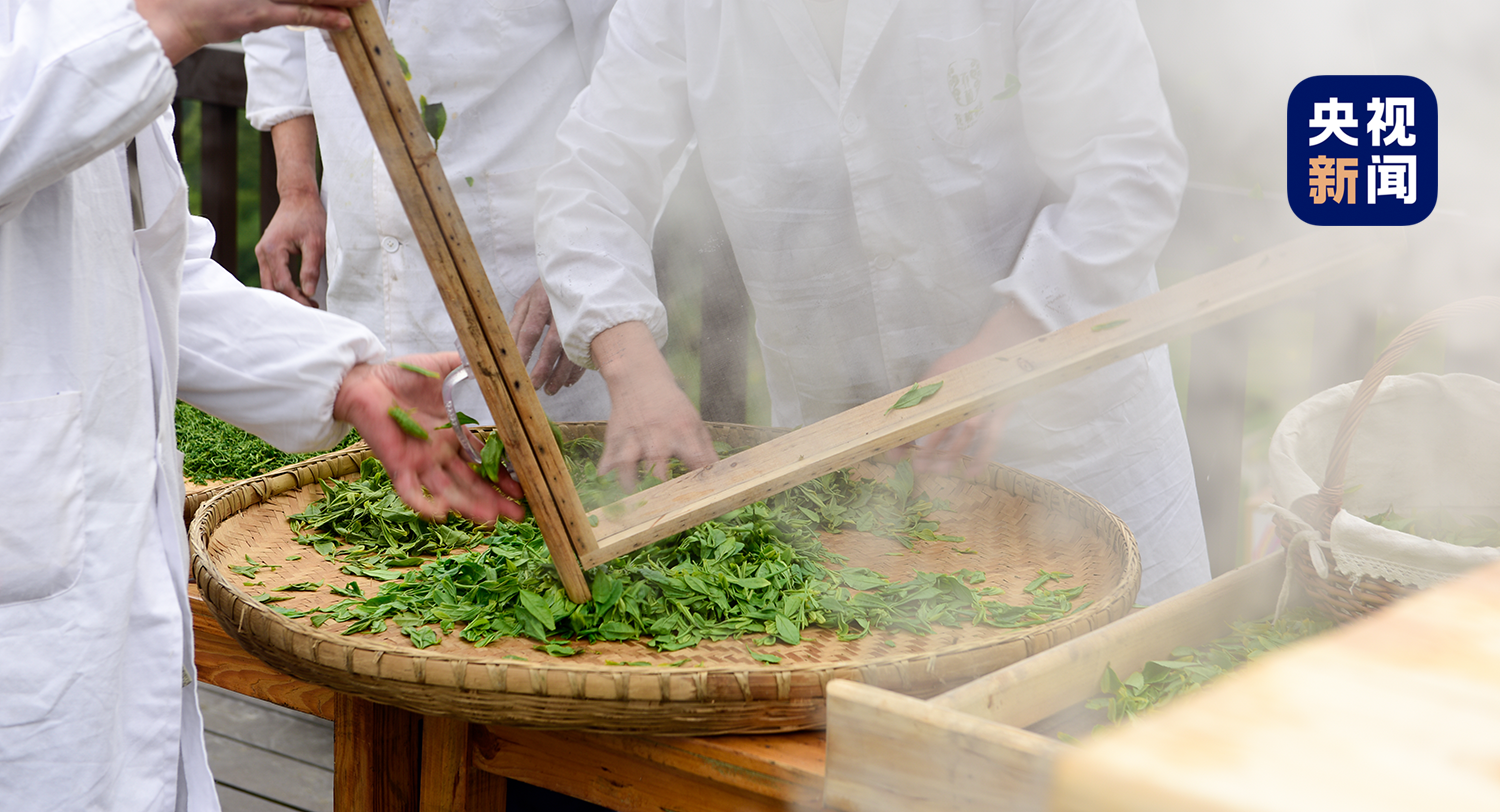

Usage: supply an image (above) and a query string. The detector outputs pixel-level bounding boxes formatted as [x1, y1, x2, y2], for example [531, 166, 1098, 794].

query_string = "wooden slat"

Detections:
[204, 730, 334, 812]
[335, 694, 423, 812]
[174, 43, 249, 108]
[930, 552, 1289, 728]
[1051, 559, 1500, 812]
[1184, 312, 1253, 576]
[325, 5, 594, 601]
[200, 101, 240, 276]
[824, 681, 1061, 812]
[418, 717, 507, 812]
[470, 727, 826, 812]
[584, 227, 1405, 567]
[821, 553, 1293, 812]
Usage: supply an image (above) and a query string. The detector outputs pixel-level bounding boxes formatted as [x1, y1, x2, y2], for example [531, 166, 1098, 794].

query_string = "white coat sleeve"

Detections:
[176, 212, 386, 453]
[534, 0, 695, 368]
[0, 0, 174, 225]
[243, 26, 314, 131]
[994, 0, 1188, 330]
[564, 0, 618, 77]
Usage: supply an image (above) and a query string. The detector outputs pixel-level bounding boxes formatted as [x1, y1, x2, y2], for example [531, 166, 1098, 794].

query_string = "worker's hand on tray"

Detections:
[334, 352, 527, 524]
[591, 321, 718, 492]
[138, 0, 363, 65]
[513, 279, 587, 396]
[898, 301, 1045, 477]
[255, 187, 326, 307]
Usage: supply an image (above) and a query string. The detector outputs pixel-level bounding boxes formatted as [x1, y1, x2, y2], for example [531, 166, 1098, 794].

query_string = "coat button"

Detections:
[381, 236, 400, 253]
[873, 253, 894, 270]
[842, 113, 863, 133]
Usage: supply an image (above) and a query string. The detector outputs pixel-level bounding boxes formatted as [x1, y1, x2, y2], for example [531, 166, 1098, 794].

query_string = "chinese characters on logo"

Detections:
[1288, 77, 1436, 226]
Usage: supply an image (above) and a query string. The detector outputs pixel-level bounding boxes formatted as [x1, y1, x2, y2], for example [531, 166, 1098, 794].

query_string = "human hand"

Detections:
[255, 188, 326, 307]
[137, 0, 361, 65]
[592, 321, 718, 491]
[513, 279, 587, 396]
[333, 352, 527, 524]
[903, 302, 1046, 476]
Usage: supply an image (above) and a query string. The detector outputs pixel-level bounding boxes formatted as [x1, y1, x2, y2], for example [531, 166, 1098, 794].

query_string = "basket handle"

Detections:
[1293, 296, 1500, 535]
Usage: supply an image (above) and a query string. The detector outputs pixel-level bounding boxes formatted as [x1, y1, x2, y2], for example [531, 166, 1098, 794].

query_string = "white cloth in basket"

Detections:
[1269, 373, 1500, 589]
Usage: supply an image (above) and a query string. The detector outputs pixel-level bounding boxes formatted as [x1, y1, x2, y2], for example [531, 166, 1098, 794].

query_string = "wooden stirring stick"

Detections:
[580, 227, 1404, 567]
[329, 4, 596, 602]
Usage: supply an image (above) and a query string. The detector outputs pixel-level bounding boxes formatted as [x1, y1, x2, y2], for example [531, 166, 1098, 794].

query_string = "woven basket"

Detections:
[190, 421, 1140, 735]
[1273, 297, 1500, 622]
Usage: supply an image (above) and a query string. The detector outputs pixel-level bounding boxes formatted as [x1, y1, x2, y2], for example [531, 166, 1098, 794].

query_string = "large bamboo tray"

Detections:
[189, 422, 1139, 735]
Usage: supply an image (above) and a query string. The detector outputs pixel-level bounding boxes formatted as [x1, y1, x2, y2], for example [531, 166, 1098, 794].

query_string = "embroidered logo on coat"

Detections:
[947, 58, 984, 131]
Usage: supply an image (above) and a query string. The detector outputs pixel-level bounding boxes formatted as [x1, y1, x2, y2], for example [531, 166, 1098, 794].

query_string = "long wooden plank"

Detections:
[824, 681, 1062, 812]
[583, 227, 1404, 567]
[1052, 559, 1500, 812]
[931, 552, 1289, 728]
[470, 727, 826, 812]
[329, 5, 594, 601]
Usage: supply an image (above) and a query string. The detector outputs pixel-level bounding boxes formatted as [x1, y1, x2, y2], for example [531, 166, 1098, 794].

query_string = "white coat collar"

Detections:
[762, 0, 901, 112]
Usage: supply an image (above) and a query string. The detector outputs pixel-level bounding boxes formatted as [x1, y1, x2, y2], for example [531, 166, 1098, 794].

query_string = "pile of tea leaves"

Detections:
[275, 438, 1089, 658]
[1083, 607, 1333, 729]
[1363, 506, 1500, 548]
[176, 401, 360, 484]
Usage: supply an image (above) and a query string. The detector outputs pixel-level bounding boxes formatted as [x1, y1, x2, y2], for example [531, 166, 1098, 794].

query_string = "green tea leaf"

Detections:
[396, 362, 439, 378]
[886, 381, 943, 415]
[479, 434, 506, 484]
[419, 96, 447, 147]
[747, 647, 782, 664]
[388, 405, 429, 440]
[992, 73, 1021, 101]
[392, 45, 411, 81]
[404, 625, 440, 649]
[773, 614, 801, 645]
[1091, 319, 1130, 332]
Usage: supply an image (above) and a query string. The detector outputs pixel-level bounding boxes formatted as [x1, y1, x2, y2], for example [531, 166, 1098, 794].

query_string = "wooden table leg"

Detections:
[420, 715, 508, 812]
[336, 694, 424, 812]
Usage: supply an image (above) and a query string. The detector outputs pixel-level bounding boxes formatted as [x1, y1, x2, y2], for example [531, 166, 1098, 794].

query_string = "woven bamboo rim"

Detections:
[1279, 296, 1500, 622]
[190, 422, 1140, 734]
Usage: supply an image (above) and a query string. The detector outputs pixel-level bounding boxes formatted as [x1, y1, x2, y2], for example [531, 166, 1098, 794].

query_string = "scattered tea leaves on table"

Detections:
[886, 381, 943, 415]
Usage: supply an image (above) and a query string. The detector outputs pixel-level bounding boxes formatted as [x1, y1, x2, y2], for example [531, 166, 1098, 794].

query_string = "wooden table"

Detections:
[190, 588, 827, 812]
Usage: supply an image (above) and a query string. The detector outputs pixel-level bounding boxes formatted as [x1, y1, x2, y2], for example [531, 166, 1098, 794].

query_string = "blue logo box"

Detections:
[1287, 75, 1437, 226]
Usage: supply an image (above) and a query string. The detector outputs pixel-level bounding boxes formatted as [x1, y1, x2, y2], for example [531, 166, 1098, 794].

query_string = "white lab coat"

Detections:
[243, 0, 616, 421]
[0, 3, 384, 809]
[536, 0, 1210, 602]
